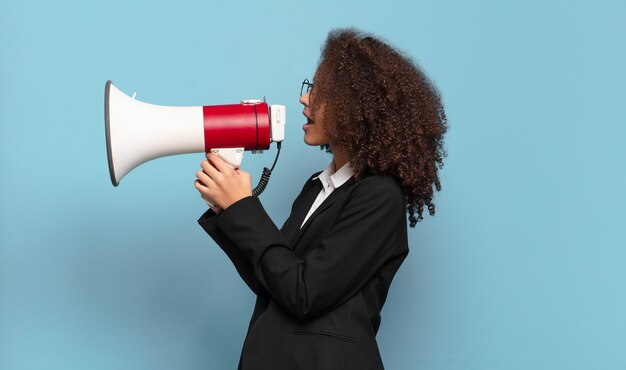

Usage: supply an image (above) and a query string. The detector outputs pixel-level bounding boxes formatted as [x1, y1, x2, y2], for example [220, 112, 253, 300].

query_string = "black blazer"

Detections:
[198, 173, 409, 370]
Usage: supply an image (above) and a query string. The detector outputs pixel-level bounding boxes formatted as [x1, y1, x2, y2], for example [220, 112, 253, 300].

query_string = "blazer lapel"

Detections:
[292, 177, 356, 248]
[281, 177, 322, 246]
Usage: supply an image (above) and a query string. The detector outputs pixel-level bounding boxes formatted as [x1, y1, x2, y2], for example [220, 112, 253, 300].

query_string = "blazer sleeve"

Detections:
[198, 209, 269, 298]
[209, 176, 408, 321]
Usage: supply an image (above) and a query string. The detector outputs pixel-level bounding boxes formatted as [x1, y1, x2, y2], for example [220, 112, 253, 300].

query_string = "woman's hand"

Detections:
[194, 153, 253, 210]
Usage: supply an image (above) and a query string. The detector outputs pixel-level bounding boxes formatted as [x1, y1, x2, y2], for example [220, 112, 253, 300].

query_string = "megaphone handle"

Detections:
[203, 143, 281, 209]
[202, 147, 244, 213]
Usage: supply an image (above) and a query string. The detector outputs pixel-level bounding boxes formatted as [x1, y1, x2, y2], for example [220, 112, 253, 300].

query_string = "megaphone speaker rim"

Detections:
[104, 80, 120, 187]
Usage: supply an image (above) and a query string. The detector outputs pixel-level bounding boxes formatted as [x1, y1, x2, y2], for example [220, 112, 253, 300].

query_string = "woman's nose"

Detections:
[299, 91, 310, 106]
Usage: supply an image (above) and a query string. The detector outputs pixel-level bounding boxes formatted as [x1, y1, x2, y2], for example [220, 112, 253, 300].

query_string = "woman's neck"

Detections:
[332, 148, 350, 171]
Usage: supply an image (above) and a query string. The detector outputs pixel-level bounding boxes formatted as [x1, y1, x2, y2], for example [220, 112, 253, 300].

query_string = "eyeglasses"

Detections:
[300, 79, 314, 97]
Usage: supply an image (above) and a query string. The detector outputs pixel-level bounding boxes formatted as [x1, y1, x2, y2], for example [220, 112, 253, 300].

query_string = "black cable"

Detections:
[252, 142, 282, 197]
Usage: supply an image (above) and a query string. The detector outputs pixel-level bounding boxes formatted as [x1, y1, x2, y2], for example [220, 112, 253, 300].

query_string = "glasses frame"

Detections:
[300, 79, 314, 97]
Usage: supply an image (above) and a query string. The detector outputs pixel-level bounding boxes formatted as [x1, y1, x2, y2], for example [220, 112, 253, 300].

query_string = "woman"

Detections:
[194, 28, 447, 370]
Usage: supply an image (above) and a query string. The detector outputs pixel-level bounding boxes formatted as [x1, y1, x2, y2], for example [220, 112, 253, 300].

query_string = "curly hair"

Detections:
[311, 28, 448, 227]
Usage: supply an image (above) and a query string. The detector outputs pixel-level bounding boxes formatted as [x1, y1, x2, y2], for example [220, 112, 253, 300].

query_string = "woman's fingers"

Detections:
[194, 179, 208, 194]
[200, 159, 221, 180]
[196, 169, 215, 188]
[206, 153, 235, 174]
[195, 154, 252, 210]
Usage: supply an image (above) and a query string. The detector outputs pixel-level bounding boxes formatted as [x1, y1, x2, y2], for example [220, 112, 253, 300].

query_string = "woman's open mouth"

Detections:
[303, 113, 315, 129]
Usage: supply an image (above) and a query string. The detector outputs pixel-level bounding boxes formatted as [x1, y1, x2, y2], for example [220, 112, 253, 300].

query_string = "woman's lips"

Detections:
[303, 117, 315, 130]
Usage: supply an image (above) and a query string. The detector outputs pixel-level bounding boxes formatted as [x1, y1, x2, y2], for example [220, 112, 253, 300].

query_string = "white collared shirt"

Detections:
[301, 161, 354, 228]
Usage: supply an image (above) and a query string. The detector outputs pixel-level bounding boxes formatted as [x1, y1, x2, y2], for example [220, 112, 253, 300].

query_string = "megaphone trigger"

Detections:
[209, 148, 244, 168]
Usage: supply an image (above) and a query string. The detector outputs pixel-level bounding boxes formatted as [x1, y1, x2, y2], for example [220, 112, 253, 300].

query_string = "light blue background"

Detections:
[1, 0, 625, 369]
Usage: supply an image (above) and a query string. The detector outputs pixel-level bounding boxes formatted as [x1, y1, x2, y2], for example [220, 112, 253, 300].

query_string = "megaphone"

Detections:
[104, 80, 286, 189]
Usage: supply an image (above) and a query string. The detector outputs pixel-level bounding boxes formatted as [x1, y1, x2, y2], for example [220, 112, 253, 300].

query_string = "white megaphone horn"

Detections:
[104, 81, 286, 191]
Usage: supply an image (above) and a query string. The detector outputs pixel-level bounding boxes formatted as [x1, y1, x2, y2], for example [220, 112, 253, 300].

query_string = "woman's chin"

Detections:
[303, 136, 323, 146]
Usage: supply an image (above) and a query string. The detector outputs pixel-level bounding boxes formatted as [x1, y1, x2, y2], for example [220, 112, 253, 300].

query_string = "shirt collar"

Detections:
[313, 161, 354, 190]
